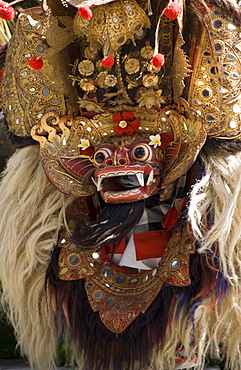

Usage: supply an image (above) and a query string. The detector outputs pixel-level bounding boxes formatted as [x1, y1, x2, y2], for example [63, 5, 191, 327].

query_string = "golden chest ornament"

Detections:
[58, 219, 195, 333]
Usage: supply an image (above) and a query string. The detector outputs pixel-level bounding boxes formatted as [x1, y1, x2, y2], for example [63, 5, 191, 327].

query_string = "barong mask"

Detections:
[2, 0, 241, 202]
[30, 102, 204, 203]
[1, 0, 241, 367]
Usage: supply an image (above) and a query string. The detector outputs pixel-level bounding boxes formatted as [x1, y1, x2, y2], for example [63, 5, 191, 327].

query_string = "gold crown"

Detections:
[1, 1, 241, 142]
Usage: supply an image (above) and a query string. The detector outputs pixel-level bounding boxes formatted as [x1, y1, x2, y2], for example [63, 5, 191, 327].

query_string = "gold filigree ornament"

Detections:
[72, 12, 89, 37]
[31, 100, 206, 197]
[188, 4, 241, 139]
[140, 44, 154, 59]
[105, 74, 117, 87]
[136, 89, 166, 109]
[96, 60, 109, 72]
[78, 60, 95, 76]
[172, 33, 191, 103]
[124, 58, 140, 75]
[1, 7, 79, 137]
[96, 71, 109, 88]
[79, 78, 96, 91]
[84, 46, 98, 60]
[72, 0, 151, 56]
[142, 74, 159, 88]
[42, 14, 76, 56]
[58, 215, 195, 333]
[77, 98, 104, 112]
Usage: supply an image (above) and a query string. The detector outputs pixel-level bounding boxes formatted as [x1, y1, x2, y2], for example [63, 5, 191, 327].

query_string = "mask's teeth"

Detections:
[136, 172, 144, 187]
[92, 177, 103, 191]
[146, 170, 154, 185]
[91, 177, 97, 187]
[97, 177, 103, 191]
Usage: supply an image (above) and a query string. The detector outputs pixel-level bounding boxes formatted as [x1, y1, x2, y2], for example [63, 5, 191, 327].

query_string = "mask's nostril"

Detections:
[118, 158, 127, 165]
[105, 158, 113, 166]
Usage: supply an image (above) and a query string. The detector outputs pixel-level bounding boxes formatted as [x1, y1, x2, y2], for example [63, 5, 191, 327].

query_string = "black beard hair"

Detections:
[70, 200, 146, 251]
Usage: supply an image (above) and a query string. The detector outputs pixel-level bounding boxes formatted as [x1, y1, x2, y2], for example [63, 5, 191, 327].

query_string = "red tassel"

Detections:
[29, 57, 44, 70]
[77, 5, 92, 20]
[152, 53, 165, 68]
[163, 2, 182, 20]
[101, 56, 115, 68]
[0, 1, 15, 20]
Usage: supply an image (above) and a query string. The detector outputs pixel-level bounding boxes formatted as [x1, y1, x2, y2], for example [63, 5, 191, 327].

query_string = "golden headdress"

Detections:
[1, 0, 241, 197]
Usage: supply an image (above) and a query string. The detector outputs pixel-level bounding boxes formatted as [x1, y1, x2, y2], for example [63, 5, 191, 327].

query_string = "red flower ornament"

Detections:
[0, 1, 15, 20]
[113, 111, 140, 136]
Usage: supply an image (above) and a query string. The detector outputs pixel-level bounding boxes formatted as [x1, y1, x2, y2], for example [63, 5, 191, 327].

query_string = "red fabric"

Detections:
[105, 238, 127, 255]
[101, 243, 134, 274]
[161, 206, 179, 228]
[105, 229, 173, 261]
[161, 198, 187, 228]
[134, 229, 173, 260]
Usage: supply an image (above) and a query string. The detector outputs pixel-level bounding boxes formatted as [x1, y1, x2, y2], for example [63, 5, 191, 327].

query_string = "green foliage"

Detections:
[56, 340, 70, 366]
[205, 354, 224, 369]
[0, 318, 20, 358]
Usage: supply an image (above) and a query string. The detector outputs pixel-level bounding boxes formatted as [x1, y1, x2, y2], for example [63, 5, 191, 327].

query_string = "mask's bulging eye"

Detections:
[95, 152, 106, 163]
[134, 147, 146, 158]
[94, 148, 112, 165]
[132, 144, 152, 162]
